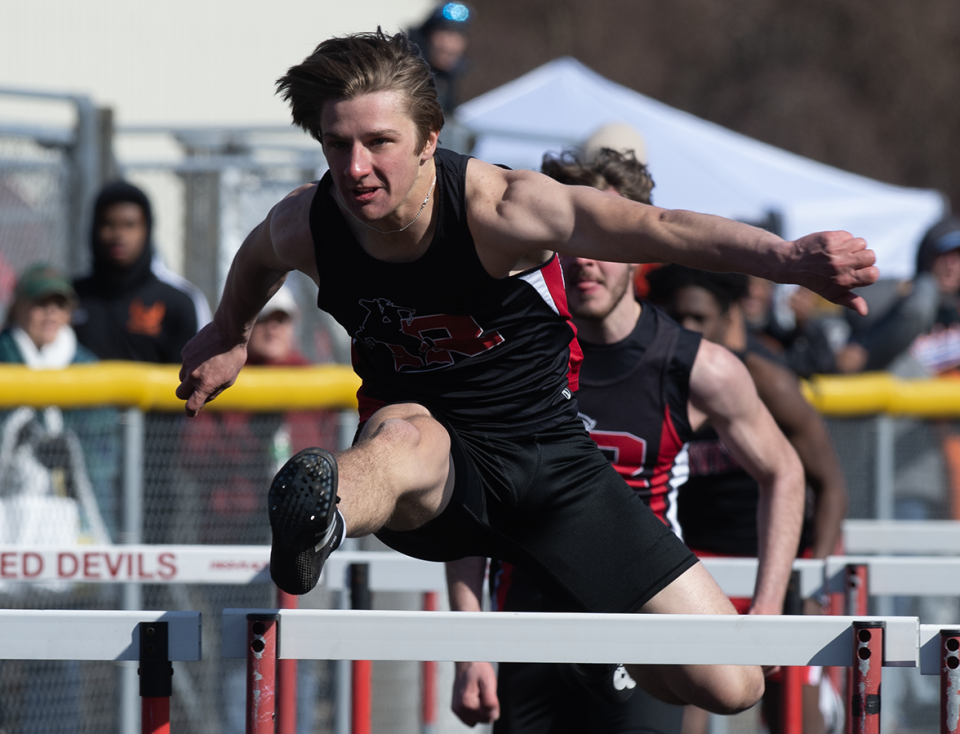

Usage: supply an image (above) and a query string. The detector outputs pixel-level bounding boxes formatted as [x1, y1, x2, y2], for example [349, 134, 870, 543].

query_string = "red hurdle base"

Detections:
[422, 591, 439, 734]
[849, 621, 883, 734]
[780, 666, 804, 734]
[142, 697, 170, 734]
[247, 614, 278, 734]
[940, 629, 960, 734]
[277, 591, 299, 734]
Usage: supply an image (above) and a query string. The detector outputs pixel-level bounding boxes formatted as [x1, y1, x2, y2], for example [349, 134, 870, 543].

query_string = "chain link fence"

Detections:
[0, 132, 71, 326]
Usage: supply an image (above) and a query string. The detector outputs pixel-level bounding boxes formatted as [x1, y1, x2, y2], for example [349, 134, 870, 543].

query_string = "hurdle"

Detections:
[11, 542, 960, 734]
[223, 609, 918, 733]
[0, 610, 200, 734]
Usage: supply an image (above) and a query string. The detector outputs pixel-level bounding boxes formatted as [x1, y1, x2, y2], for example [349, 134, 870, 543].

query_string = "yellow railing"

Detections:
[1, 363, 959, 417]
[802, 373, 960, 417]
[0, 362, 361, 412]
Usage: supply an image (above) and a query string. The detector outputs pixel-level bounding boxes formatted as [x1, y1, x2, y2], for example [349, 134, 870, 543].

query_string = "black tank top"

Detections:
[576, 302, 699, 535]
[491, 303, 700, 612]
[309, 148, 582, 436]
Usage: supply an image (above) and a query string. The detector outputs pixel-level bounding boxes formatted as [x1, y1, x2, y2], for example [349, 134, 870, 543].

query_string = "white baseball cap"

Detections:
[582, 122, 648, 164]
[260, 286, 299, 319]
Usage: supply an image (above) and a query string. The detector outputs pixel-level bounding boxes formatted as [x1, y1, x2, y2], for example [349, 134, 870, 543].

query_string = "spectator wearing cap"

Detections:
[409, 2, 473, 111]
[245, 286, 309, 367]
[908, 216, 960, 375]
[837, 215, 959, 376]
[180, 284, 336, 542]
[0, 263, 117, 535]
[0, 264, 95, 367]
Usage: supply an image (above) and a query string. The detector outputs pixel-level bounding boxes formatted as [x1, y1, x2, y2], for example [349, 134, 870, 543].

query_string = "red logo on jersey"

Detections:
[355, 298, 505, 371]
[589, 429, 648, 488]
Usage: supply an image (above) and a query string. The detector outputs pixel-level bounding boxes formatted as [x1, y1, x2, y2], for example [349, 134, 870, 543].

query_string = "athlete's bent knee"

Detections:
[709, 667, 764, 715]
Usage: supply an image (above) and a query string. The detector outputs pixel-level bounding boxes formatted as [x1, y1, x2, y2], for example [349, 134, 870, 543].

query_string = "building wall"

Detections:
[0, 0, 434, 126]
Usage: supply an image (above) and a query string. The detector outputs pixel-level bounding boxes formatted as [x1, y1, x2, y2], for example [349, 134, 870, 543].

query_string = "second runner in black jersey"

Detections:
[493, 303, 700, 612]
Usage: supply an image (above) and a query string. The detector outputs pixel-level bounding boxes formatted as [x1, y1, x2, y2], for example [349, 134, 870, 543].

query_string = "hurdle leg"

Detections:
[139, 621, 173, 734]
[780, 570, 804, 734]
[422, 591, 438, 734]
[276, 591, 298, 734]
[941, 629, 960, 734]
[845, 564, 869, 617]
[351, 564, 372, 734]
[849, 621, 883, 734]
[845, 564, 870, 734]
[247, 614, 278, 734]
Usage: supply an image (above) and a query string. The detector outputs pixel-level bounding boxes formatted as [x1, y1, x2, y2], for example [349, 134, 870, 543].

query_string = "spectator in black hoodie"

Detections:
[73, 181, 210, 363]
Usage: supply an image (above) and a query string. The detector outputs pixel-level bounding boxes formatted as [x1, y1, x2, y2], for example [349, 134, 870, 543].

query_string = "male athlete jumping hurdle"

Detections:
[177, 29, 877, 715]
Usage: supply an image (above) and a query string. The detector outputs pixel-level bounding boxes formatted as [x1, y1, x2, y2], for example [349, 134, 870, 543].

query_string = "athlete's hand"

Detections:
[451, 661, 500, 727]
[783, 231, 878, 315]
[177, 321, 249, 417]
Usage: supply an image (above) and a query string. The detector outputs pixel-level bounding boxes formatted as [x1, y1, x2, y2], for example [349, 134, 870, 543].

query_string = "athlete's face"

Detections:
[98, 202, 148, 269]
[13, 295, 72, 349]
[663, 285, 730, 344]
[320, 91, 439, 227]
[561, 256, 636, 321]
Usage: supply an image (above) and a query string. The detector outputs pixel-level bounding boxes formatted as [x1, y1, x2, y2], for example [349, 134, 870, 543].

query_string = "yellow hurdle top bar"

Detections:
[0, 362, 360, 412]
[0, 363, 959, 416]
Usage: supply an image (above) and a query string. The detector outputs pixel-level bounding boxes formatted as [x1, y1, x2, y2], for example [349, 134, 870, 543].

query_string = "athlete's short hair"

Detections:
[540, 147, 654, 204]
[646, 265, 749, 313]
[276, 29, 444, 153]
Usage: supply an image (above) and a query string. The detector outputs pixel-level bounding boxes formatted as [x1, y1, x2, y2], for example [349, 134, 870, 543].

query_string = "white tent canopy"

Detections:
[455, 58, 946, 280]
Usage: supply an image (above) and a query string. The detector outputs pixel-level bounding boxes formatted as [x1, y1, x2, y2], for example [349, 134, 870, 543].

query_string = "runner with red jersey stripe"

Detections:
[449, 146, 806, 734]
[176, 30, 876, 722]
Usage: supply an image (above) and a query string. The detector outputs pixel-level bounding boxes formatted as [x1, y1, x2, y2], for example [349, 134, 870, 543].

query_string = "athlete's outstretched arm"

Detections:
[745, 355, 848, 561]
[465, 160, 878, 314]
[176, 184, 319, 416]
[687, 341, 805, 615]
[445, 558, 501, 726]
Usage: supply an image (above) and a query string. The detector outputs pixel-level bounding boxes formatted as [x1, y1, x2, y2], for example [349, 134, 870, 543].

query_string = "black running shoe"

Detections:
[269, 447, 344, 595]
[559, 662, 637, 704]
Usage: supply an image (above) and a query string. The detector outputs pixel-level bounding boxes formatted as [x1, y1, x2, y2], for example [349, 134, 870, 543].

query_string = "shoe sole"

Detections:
[269, 447, 340, 595]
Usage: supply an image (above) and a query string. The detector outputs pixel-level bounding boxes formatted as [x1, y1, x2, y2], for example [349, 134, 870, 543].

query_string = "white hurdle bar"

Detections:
[844, 520, 960, 555]
[825, 556, 960, 596]
[222, 609, 918, 666]
[0, 610, 201, 661]
[0, 610, 200, 734]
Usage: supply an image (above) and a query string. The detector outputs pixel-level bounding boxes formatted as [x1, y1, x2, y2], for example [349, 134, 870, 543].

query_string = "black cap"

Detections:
[421, 2, 473, 34]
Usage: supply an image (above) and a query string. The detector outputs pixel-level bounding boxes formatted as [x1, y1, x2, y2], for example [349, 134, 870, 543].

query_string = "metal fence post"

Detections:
[122, 407, 145, 734]
[69, 94, 101, 277]
[874, 415, 895, 522]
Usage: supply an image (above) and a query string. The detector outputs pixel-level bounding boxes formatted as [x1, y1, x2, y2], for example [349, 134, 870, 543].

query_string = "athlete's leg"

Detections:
[268, 402, 456, 594]
[336, 402, 456, 536]
[763, 676, 826, 734]
[586, 685, 685, 734]
[494, 662, 575, 734]
[627, 563, 765, 715]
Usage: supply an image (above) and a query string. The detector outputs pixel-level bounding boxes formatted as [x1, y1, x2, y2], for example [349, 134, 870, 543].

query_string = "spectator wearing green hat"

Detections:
[0, 263, 95, 366]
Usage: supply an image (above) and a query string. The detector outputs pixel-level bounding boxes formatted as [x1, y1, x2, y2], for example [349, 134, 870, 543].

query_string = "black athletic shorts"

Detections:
[375, 413, 696, 613]
[494, 662, 684, 734]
